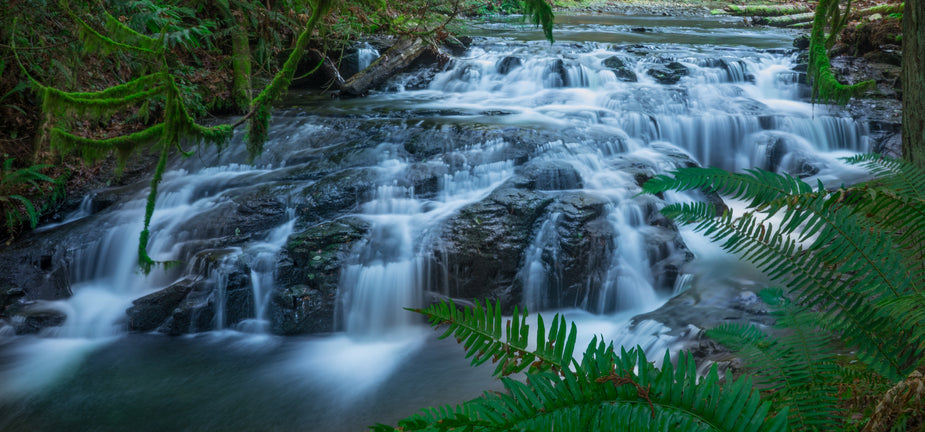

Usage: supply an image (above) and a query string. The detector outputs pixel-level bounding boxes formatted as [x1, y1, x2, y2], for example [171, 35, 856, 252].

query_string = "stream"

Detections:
[0, 13, 873, 432]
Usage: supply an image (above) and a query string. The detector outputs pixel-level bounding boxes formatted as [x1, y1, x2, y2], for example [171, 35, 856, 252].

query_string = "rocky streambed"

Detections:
[0, 11, 902, 341]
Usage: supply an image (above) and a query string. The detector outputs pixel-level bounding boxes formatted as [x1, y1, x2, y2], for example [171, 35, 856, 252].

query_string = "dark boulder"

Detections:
[496, 56, 523, 75]
[272, 217, 369, 334]
[646, 64, 684, 85]
[127, 279, 196, 332]
[5, 301, 67, 335]
[545, 59, 568, 88]
[519, 160, 583, 191]
[433, 185, 553, 311]
[603, 55, 638, 82]
[154, 250, 253, 335]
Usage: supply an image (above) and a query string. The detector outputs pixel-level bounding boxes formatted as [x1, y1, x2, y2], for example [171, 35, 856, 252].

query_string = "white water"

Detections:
[0, 14, 876, 431]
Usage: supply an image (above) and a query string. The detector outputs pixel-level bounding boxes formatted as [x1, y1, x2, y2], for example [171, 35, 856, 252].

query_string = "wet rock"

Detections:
[11, 307, 67, 335]
[537, 192, 613, 308]
[646, 64, 684, 85]
[294, 168, 378, 223]
[603, 56, 627, 70]
[603, 56, 638, 82]
[273, 217, 369, 334]
[519, 160, 583, 191]
[443, 36, 472, 56]
[434, 185, 553, 311]
[127, 279, 196, 332]
[793, 34, 810, 50]
[0, 239, 72, 306]
[155, 250, 253, 335]
[545, 59, 568, 87]
[863, 50, 902, 67]
[496, 56, 523, 75]
[0, 287, 25, 316]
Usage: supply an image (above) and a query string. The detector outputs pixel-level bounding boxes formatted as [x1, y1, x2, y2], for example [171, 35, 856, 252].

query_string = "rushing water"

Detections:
[0, 13, 872, 431]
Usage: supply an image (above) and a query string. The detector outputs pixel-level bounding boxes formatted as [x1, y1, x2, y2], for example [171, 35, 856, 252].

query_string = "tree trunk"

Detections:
[230, 14, 253, 113]
[902, 0, 925, 168]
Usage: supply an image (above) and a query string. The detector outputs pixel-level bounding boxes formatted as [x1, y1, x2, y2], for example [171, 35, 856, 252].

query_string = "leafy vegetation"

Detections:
[0, 158, 57, 239]
[807, 0, 875, 104]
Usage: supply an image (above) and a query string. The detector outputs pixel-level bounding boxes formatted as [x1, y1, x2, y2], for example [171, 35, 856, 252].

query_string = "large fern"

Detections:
[705, 289, 854, 431]
[373, 300, 788, 431]
[643, 161, 925, 383]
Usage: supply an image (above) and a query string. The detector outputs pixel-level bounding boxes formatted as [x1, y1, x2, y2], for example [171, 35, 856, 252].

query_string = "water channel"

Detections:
[0, 13, 872, 431]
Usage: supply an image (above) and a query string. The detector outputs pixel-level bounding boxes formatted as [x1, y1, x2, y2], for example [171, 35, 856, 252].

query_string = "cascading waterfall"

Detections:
[0, 14, 880, 431]
[357, 42, 380, 71]
[337, 153, 516, 338]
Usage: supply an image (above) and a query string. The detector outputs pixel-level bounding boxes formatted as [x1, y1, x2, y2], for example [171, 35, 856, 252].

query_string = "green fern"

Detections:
[0, 159, 57, 234]
[522, 0, 555, 43]
[707, 289, 850, 431]
[374, 300, 788, 431]
[644, 162, 925, 382]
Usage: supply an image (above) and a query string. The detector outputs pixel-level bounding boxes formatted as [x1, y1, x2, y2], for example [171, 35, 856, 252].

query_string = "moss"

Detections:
[807, 0, 875, 105]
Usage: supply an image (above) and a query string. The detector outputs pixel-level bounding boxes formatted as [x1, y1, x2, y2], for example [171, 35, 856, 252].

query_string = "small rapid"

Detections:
[0, 13, 877, 432]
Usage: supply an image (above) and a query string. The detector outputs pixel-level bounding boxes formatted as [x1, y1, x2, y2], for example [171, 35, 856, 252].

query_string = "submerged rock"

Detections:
[646, 62, 689, 85]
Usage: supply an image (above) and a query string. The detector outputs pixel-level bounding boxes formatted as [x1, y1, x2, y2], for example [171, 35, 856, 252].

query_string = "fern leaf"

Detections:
[6, 194, 39, 228]
[522, 0, 555, 43]
[392, 302, 787, 431]
[643, 167, 813, 208]
[409, 300, 575, 376]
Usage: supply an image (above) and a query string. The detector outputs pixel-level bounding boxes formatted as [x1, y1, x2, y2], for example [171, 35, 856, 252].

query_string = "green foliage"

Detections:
[643, 155, 925, 429]
[643, 160, 925, 382]
[706, 289, 849, 431]
[246, 0, 332, 158]
[522, 0, 555, 43]
[807, 0, 875, 104]
[0, 158, 57, 236]
[374, 300, 787, 431]
[17, 2, 233, 271]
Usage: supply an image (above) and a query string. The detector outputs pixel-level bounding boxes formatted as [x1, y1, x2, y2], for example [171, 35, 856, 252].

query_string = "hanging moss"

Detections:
[246, 0, 333, 159]
[807, 0, 875, 105]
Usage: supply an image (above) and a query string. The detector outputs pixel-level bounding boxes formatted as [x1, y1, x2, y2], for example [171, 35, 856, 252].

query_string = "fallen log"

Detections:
[723, 4, 812, 17]
[341, 37, 429, 96]
[754, 3, 904, 27]
[753, 11, 815, 27]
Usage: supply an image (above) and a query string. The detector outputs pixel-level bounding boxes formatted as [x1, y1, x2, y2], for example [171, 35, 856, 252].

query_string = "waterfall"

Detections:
[1, 14, 880, 429]
[337, 154, 515, 339]
[357, 42, 380, 71]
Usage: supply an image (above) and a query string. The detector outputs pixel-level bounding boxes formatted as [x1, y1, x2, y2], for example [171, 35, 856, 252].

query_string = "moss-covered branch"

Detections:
[807, 0, 875, 105]
[245, 0, 333, 158]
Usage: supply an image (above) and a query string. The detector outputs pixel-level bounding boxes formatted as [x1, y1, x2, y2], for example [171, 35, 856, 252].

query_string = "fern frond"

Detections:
[409, 300, 577, 376]
[381, 337, 788, 431]
[643, 167, 813, 208]
[522, 0, 555, 43]
[5, 195, 40, 228]
[660, 199, 920, 381]
[708, 289, 843, 430]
